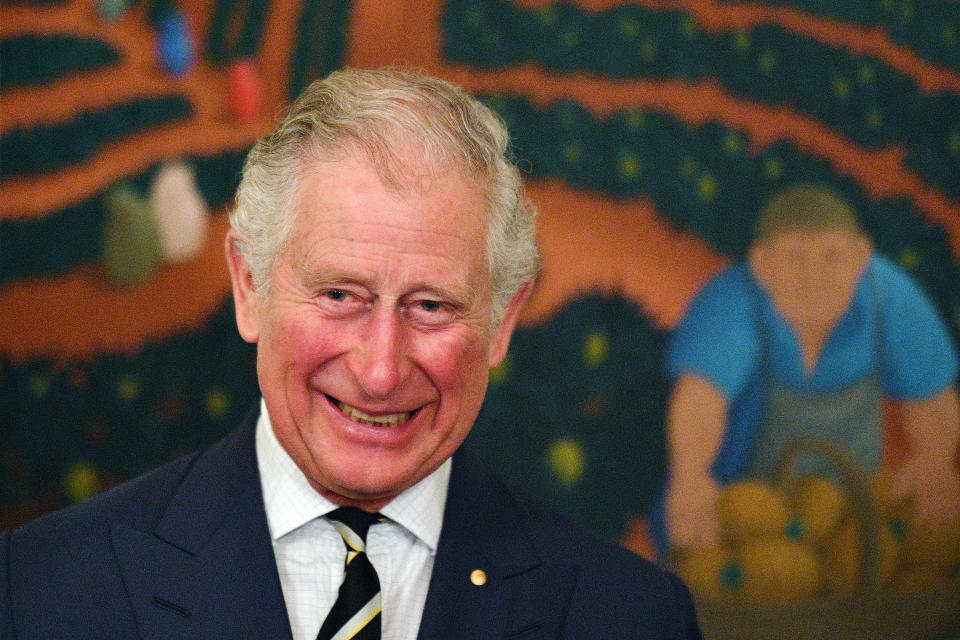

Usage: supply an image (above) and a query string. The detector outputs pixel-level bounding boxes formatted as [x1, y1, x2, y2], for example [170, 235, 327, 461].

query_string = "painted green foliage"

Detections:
[444, 0, 960, 198]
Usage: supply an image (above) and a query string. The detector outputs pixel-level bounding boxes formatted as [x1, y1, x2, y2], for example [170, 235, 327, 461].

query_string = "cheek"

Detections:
[260, 312, 339, 375]
[419, 333, 490, 398]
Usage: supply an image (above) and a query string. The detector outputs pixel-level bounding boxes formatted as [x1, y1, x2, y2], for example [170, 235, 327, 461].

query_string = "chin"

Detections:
[320, 451, 435, 501]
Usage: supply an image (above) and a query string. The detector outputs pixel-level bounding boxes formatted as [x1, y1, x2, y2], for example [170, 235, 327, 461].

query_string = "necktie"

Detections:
[316, 507, 383, 640]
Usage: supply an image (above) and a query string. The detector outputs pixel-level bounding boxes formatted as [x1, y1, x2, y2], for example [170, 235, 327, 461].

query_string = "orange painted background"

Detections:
[4, 0, 957, 364]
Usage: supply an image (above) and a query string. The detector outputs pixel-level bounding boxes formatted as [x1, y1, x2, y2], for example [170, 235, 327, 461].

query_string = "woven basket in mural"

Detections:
[694, 438, 960, 640]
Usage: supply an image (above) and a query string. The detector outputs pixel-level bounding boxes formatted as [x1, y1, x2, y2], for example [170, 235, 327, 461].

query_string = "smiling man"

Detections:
[230, 146, 508, 515]
[2, 68, 702, 640]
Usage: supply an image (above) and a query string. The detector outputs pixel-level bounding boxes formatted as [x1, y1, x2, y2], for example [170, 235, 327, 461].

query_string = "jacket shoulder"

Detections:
[1, 450, 202, 640]
[8, 448, 201, 547]
[2, 417, 263, 640]
[465, 456, 703, 638]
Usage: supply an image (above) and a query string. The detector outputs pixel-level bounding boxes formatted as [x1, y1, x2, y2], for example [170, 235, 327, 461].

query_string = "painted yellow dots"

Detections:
[764, 156, 783, 179]
[562, 141, 582, 165]
[625, 110, 645, 131]
[732, 29, 750, 53]
[548, 438, 586, 487]
[489, 354, 512, 386]
[641, 39, 658, 61]
[758, 51, 777, 75]
[698, 174, 718, 202]
[948, 132, 960, 155]
[900, 248, 919, 270]
[583, 331, 609, 367]
[617, 151, 641, 180]
[832, 76, 851, 100]
[942, 24, 956, 45]
[619, 17, 639, 38]
[116, 375, 140, 402]
[205, 387, 230, 420]
[537, 6, 557, 27]
[557, 105, 577, 128]
[723, 132, 744, 156]
[28, 372, 52, 400]
[560, 28, 581, 48]
[64, 462, 100, 503]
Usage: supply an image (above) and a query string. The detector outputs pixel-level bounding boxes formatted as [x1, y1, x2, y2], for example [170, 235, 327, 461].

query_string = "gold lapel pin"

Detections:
[470, 569, 487, 586]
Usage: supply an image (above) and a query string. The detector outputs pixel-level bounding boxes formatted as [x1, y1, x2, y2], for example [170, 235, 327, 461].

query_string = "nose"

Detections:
[349, 303, 409, 399]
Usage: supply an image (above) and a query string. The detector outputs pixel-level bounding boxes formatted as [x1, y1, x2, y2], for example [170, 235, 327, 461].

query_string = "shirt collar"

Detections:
[255, 399, 449, 552]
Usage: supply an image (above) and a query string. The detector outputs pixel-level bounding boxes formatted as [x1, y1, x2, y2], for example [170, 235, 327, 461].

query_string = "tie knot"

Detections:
[327, 507, 383, 545]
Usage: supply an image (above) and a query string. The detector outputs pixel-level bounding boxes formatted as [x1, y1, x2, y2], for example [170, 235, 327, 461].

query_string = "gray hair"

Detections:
[229, 67, 540, 325]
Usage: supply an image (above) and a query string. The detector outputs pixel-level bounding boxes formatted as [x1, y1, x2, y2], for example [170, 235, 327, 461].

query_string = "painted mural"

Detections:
[2, 0, 959, 636]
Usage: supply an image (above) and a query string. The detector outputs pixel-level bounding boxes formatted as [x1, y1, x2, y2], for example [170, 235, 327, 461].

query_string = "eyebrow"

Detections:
[301, 268, 368, 291]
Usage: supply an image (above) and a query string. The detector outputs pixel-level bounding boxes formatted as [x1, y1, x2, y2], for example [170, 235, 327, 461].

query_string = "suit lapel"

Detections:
[417, 452, 579, 640]
[113, 413, 293, 639]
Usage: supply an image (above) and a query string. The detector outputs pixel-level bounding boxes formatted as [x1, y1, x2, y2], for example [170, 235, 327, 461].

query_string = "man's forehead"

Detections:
[281, 153, 492, 294]
[304, 136, 484, 199]
[755, 225, 864, 251]
[292, 167, 487, 236]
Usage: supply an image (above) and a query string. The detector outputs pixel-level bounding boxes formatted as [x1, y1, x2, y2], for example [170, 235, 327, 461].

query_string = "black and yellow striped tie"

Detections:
[316, 507, 383, 640]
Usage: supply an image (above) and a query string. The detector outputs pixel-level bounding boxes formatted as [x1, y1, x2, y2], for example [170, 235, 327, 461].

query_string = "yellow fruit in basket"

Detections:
[787, 475, 847, 543]
[674, 546, 742, 603]
[738, 537, 821, 605]
[900, 514, 960, 573]
[717, 481, 791, 544]
[821, 517, 901, 598]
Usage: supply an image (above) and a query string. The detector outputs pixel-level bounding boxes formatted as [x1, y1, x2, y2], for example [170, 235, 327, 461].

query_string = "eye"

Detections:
[418, 299, 443, 313]
[324, 289, 348, 302]
[407, 297, 457, 327]
[315, 287, 367, 318]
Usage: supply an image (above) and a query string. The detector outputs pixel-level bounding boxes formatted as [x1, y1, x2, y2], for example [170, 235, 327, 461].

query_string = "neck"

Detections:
[793, 322, 831, 375]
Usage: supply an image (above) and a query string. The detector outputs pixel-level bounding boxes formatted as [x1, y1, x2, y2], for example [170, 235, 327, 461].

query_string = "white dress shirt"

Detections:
[255, 400, 449, 640]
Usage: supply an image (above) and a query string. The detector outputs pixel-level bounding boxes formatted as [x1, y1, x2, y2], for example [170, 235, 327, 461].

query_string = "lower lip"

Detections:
[319, 393, 424, 446]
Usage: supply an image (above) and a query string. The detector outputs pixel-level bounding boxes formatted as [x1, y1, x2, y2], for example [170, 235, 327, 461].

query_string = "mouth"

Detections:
[333, 398, 414, 427]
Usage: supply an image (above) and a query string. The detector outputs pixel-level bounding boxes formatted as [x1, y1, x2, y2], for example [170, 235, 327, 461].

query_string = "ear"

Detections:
[225, 230, 263, 343]
[747, 241, 774, 292]
[850, 232, 872, 275]
[487, 280, 534, 369]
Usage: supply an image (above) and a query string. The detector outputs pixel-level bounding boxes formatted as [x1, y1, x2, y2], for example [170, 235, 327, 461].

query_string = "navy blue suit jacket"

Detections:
[1, 412, 702, 639]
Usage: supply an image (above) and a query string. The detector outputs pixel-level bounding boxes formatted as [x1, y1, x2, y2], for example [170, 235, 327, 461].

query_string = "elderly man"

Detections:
[2, 68, 702, 639]
[665, 185, 959, 551]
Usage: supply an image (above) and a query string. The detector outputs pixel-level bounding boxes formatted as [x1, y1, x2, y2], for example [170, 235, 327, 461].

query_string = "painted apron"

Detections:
[745, 374, 882, 480]
[746, 273, 883, 481]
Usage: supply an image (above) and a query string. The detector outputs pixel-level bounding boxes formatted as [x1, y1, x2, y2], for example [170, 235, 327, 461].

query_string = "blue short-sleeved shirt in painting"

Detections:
[667, 252, 958, 483]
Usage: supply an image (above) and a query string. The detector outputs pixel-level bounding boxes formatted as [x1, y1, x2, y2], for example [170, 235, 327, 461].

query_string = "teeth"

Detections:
[337, 401, 411, 427]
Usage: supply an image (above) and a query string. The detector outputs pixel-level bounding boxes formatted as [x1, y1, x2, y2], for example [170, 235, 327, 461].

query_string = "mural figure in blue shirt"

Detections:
[664, 184, 960, 550]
